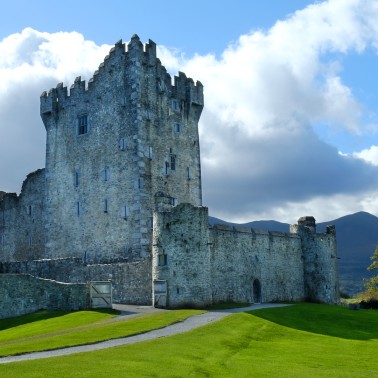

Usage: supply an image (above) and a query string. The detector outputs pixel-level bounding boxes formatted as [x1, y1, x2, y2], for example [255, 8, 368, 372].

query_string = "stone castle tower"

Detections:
[40, 35, 203, 262]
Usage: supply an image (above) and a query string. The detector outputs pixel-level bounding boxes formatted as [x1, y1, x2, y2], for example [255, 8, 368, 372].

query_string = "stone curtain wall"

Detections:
[1, 257, 152, 305]
[153, 204, 338, 308]
[0, 274, 89, 319]
[210, 225, 305, 304]
[153, 204, 305, 307]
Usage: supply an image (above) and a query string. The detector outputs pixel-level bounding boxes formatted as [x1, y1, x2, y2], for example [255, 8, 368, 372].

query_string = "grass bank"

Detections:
[1, 304, 377, 377]
[0, 309, 203, 356]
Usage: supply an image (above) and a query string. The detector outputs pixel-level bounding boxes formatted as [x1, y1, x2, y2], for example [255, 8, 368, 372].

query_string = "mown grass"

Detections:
[0, 309, 203, 356]
[252, 302, 378, 340]
[1, 303, 378, 377]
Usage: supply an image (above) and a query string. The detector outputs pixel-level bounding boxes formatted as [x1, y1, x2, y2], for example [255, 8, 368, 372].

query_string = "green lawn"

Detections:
[0, 309, 203, 356]
[1, 304, 378, 377]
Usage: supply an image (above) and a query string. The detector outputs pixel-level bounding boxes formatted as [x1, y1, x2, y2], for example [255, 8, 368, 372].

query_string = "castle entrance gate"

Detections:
[153, 280, 167, 308]
[253, 279, 261, 303]
[90, 281, 112, 308]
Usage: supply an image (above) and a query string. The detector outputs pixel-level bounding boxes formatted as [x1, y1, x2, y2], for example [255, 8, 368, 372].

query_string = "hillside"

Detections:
[209, 211, 378, 295]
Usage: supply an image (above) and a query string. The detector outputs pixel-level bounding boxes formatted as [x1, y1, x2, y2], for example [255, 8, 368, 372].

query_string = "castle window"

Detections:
[168, 197, 177, 206]
[74, 170, 80, 187]
[148, 217, 153, 230]
[176, 287, 180, 294]
[122, 206, 129, 220]
[170, 155, 176, 171]
[137, 178, 143, 189]
[171, 99, 180, 112]
[119, 138, 126, 151]
[120, 96, 126, 106]
[27, 205, 32, 216]
[158, 254, 167, 266]
[76, 202, 80, 217]
[146, 109, 152, 120]
[148, 146, 153, 159]
[104, 199, 108, 213]
[175, 123, 181, 133]
[101, 167, 109, 182]
[187, 167, 191, 180]
[77, 115, 88, 135]
[158, 79, 166, 93]
[165, 161, 169, 175]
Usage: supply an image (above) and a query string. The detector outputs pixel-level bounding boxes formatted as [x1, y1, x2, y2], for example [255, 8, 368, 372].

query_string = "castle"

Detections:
[0, 35, 339, 309]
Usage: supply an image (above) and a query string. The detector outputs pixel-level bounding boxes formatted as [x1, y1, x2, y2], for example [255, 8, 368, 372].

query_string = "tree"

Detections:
[365, 245, 378, 292]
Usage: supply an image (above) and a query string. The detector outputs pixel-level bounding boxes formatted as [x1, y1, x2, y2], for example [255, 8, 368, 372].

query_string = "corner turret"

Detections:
[298, 216, 316, 233]
[291, 216, 339, 304]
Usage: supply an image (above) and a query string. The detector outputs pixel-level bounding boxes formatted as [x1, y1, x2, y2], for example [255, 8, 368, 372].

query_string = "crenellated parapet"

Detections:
[40, 35, 203, 124]
[0, 193, 19, 209]
[40, 88, 58, 117]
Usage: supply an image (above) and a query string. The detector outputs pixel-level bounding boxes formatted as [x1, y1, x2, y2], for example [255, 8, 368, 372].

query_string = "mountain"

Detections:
[209, 211, 378, 296]
[208, 216, 290, 232]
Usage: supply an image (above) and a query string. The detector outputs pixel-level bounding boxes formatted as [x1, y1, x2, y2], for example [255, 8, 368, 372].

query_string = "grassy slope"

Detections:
[0, 309, 203, 356]
[1, 304, 378, 377]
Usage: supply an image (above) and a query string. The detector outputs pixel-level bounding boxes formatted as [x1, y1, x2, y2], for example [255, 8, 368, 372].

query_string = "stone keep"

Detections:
[40, 35, 203, 262]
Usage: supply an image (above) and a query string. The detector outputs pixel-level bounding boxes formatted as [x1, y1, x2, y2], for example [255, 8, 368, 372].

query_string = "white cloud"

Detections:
[354, 145, 378, 166]
[0, 28, 111, 193]
[2, 0, 378, 223]
[175, 0, 378, 221]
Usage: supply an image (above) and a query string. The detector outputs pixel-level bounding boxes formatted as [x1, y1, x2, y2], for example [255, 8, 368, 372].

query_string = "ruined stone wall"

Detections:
[0, 194, 18, 261]
[210, 226, 305, 303]
[1, 257, 152, 305]
[0, 169, 45, 262]
[40, 36, 203, 263]
[0, 274, 88, 319]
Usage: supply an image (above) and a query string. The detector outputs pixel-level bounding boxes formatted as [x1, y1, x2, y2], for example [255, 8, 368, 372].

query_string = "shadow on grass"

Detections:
[0, 309, 118, 332]
[249, 302, 378, 340]
[205, 302, 251, 310]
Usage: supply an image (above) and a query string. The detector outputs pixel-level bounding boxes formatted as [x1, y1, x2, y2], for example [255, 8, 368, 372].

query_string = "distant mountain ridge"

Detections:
[208, 211, 378, 295]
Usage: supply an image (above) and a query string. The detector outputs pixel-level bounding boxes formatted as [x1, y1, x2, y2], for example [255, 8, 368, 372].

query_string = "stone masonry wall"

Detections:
[152, 204, 212, 308]
[0, 169, 45, 262]
[1, 257, 152, 305]
[0, 274, 89, 319]
[291, 223, 339, 304]
[210, 225, 305, 303]
[153, 204, 337, 308]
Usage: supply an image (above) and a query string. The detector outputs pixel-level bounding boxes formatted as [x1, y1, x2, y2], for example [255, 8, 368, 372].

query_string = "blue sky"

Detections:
[1, 0, 378, 223]
[0, 1, 313, 56]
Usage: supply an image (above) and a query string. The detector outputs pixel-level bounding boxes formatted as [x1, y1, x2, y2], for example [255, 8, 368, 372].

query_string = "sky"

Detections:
[1, 0, 378, 223]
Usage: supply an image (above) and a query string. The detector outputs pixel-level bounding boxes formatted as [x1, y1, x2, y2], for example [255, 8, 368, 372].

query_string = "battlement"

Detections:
[210, 223, 299, 239]
[0, 192, 19, 208]
[40, 35, 203, 119]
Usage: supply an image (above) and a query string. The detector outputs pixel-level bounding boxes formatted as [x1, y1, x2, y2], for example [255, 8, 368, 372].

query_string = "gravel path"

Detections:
[0, 303, 288, 364]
